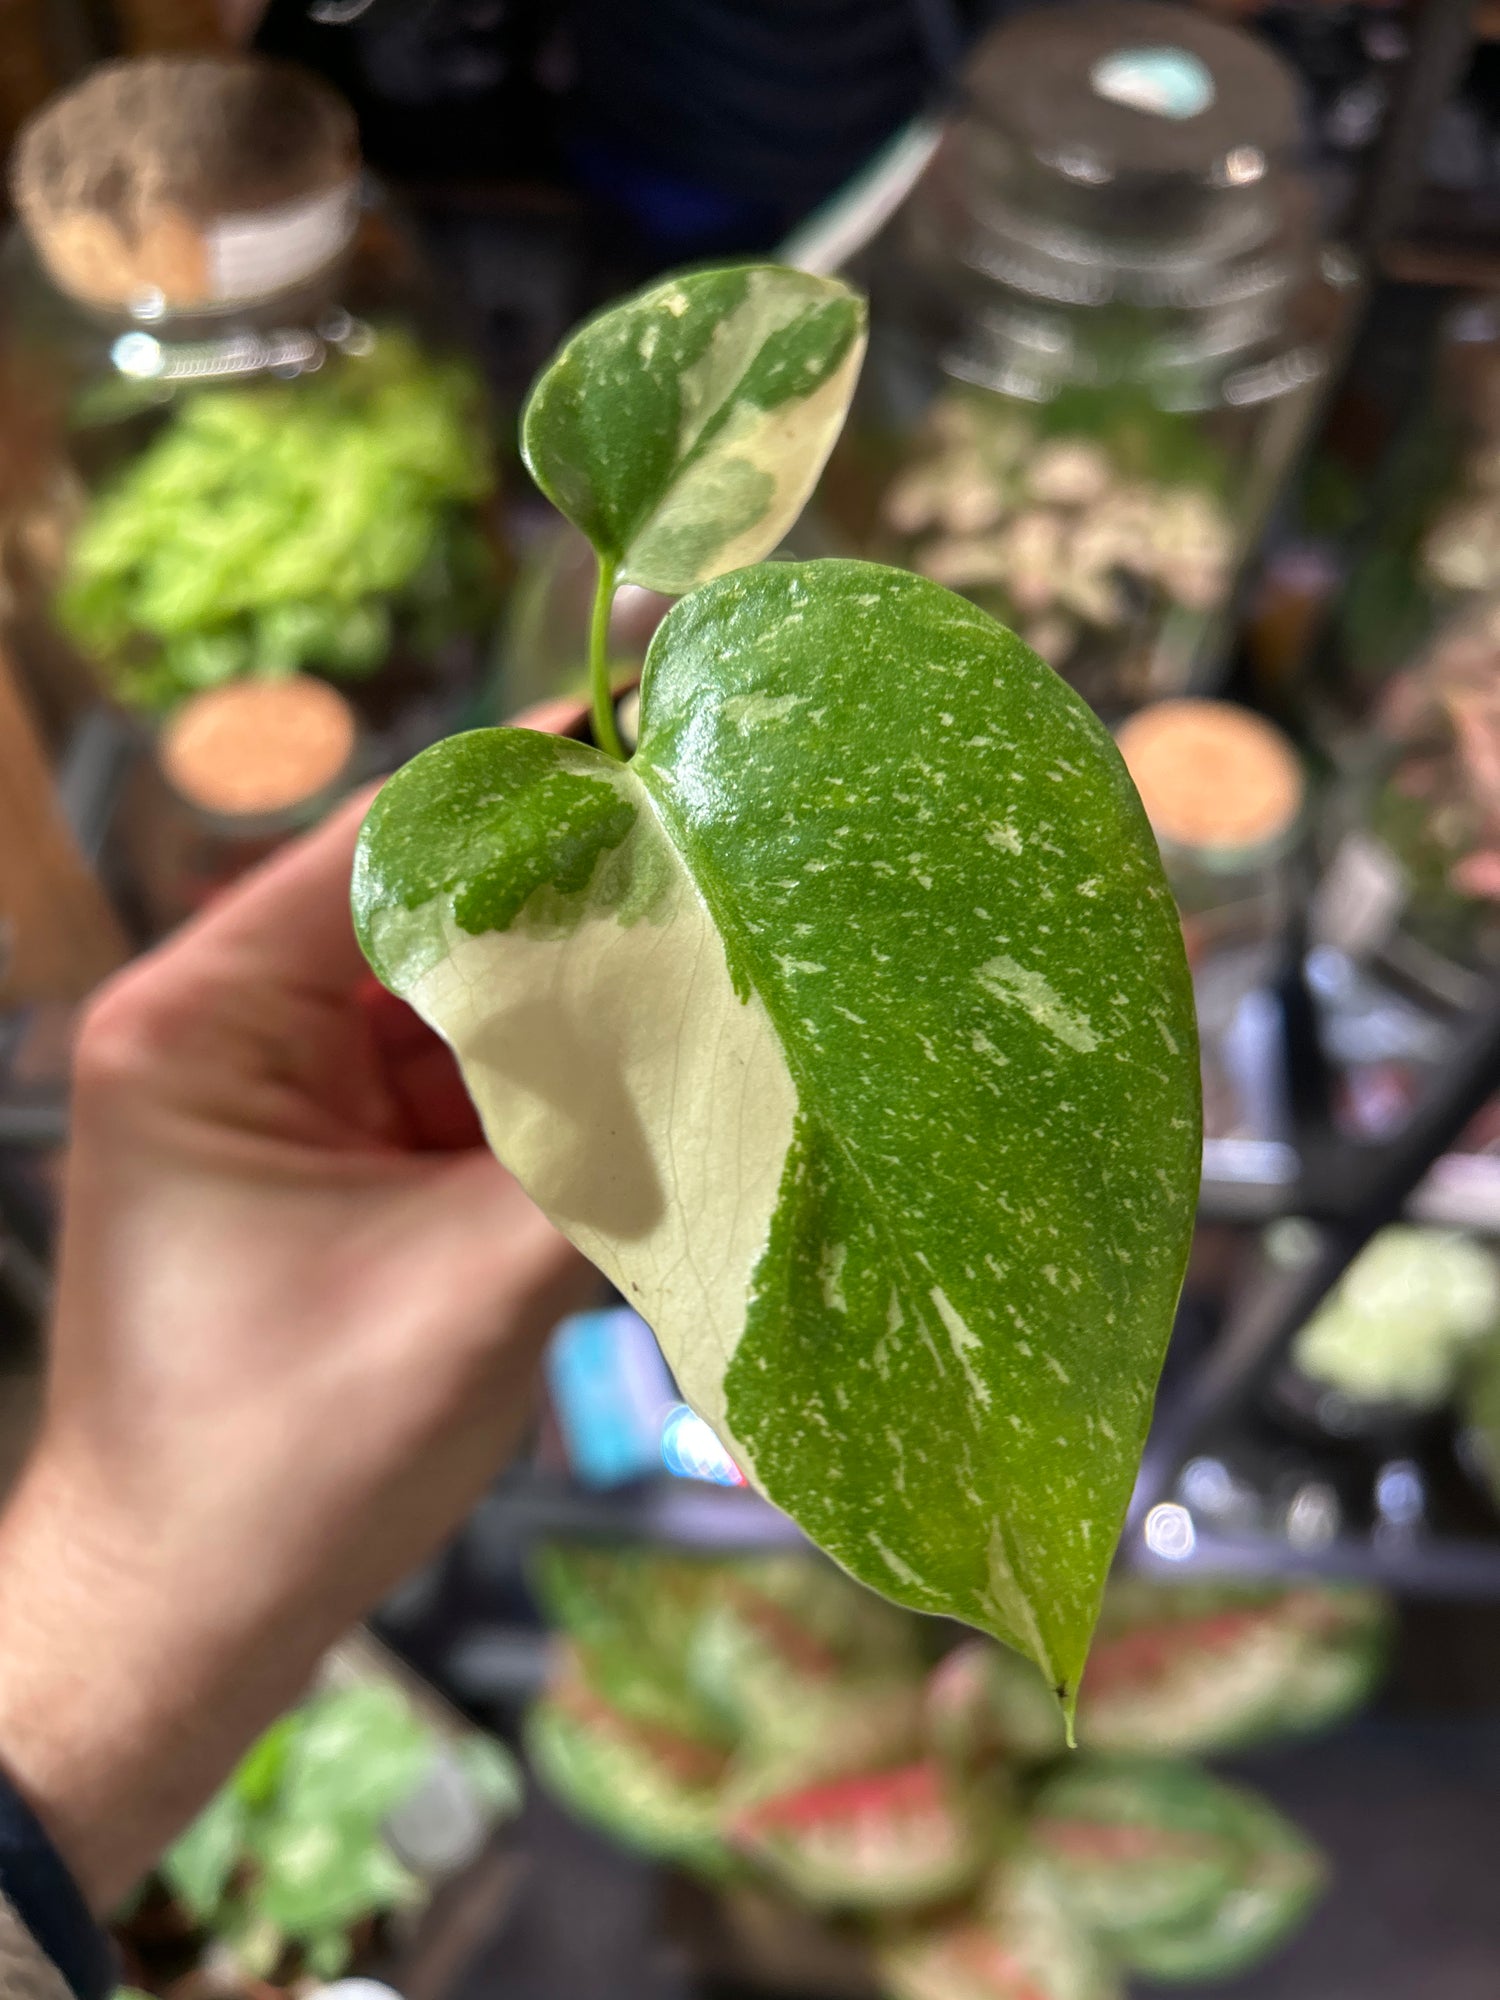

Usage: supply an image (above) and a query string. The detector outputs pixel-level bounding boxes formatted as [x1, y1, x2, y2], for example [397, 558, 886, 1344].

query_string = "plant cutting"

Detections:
[353, 264, 1202, 1711]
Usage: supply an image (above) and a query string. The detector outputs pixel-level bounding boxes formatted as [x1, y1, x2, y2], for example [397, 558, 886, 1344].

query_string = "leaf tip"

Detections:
[1058, 1683, 1078, 1750]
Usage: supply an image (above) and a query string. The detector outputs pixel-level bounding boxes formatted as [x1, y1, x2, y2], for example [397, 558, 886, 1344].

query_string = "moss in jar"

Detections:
[58, 327, 497, 713]
[876, 387, 1235, 676]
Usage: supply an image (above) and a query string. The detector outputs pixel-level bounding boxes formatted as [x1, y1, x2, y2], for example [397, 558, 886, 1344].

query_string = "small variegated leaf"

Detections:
[520, 265, 866, 593]
[352, 560, 1199, 1706]
[923, 1640, 1068, 1768]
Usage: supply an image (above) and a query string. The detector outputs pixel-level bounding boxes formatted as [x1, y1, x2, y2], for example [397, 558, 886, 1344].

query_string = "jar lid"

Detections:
[160, 675, 358, 821]
[1116, 697, 1303, 861]
[12, 56, 359, 315]
[961, 2, 1299, 200]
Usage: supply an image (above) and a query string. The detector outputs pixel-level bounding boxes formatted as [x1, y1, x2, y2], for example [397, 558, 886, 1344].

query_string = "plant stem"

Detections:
[589, 555, 625, 761]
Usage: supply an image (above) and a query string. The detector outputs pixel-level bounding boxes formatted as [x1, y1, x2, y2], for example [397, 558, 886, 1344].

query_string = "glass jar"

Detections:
[805, 1, 1355, 717]
[1336, 295, 1500, 705]
[1116, 697, 1304, 1161]
[0, 55, 508, 773]
[1315, 594, 1500, 1016]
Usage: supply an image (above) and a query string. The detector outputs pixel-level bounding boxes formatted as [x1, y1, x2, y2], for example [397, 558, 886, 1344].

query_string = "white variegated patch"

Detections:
[521, 264, 867, 598]
[400, 784, 797, 1459]
[625, 310, 866, 593]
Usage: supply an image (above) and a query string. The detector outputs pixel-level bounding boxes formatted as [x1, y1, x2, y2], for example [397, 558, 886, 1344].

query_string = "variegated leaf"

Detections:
[352, 559, 1199, 1707]
[881, 1854, 1121, 2000]
[520, 265, 866, 593]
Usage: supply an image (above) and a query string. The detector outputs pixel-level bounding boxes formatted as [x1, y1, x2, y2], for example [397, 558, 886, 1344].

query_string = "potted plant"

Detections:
[352, 264, 1202, 1713]
[114, 1650, 521, 1998]
[524, 1544, 1386, 1999]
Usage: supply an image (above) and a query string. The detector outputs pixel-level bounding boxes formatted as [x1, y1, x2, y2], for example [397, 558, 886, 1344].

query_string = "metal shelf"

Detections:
[1132, 1525, 1500, 1598]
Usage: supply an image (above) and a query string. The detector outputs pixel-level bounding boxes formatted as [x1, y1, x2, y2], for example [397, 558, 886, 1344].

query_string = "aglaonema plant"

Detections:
[352, 264, 1201, 1719]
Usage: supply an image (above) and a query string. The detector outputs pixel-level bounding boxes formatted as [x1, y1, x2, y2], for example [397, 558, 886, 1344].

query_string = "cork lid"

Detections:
[1116, 698, 1303, 858]
[12, 56, 359, 314]
[160, 676, 357, 820]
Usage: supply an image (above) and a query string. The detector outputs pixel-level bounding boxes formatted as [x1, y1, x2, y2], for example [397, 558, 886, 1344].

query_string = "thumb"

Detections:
[414, 1150, 600, 1336]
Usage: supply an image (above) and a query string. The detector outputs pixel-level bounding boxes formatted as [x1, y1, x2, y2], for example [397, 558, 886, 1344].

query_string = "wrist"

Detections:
[0, 1449, 317, 1912]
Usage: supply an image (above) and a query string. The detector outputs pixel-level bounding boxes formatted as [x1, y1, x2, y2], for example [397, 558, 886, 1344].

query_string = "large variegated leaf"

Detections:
[353, 559, 1199, 1706]
[520, 265, 866, 594]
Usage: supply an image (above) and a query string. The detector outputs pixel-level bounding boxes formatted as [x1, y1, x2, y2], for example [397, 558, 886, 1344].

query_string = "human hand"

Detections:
[0, 786, 594, 1910]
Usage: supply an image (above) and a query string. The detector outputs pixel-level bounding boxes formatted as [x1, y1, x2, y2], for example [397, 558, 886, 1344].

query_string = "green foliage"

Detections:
[1292, 1226, 1500, 1410]
[1080, 1578, 1392, 1754]
[1030, 383, 1230, 498]
[60, 328, 496, 712]
[154, 1678, 520, 1982]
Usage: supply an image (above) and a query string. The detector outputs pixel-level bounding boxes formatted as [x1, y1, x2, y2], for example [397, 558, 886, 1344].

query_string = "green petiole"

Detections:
[589, 554, 625, 761]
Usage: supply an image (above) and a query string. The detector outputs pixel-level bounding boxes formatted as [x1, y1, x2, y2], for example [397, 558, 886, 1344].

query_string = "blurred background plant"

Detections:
[58, 328, 499, 716]
[524, 1544, 1389, 2000]
[115, 1658, 521, 1995]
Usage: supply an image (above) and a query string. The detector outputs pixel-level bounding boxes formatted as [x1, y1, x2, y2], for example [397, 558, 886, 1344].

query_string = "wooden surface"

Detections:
[110, 0, 230, 51]
[0, 0, 91, 157]
[0, 644, 127, 1004]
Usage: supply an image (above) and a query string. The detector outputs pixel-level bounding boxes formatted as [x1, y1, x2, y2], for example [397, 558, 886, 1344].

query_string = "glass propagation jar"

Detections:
[1117, 697, 1304, 1155]
[1336, 296, 1500, 702]
[0, 54, 508, 770]
[1314, 594, 1500, 1014]
[806, 0, 1354, 717]
[1117, 697, 1305, 960]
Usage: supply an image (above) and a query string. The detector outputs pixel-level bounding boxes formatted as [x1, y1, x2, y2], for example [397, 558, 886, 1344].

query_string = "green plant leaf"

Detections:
[251, 1817, 421, 1939]
[162, 1787, 248, 1924]
[923, 1640, 1068, 1768]
[881, 1852, 1121, 2000]
[229, 1713, 299, 1810]
[453, 1735, 525, 1821]
[273, 1682, 434, 1831]
[1104, 1788, 1324, 1983]
[1079, 1580, 1390, 1754]
[527, 1650, 734, 1875]
[353, 559, 1198, 1704]
[520, 266, 866, 593]
[1029, 1756, 1247, 1940]
[727, 1760, 992, 1911]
